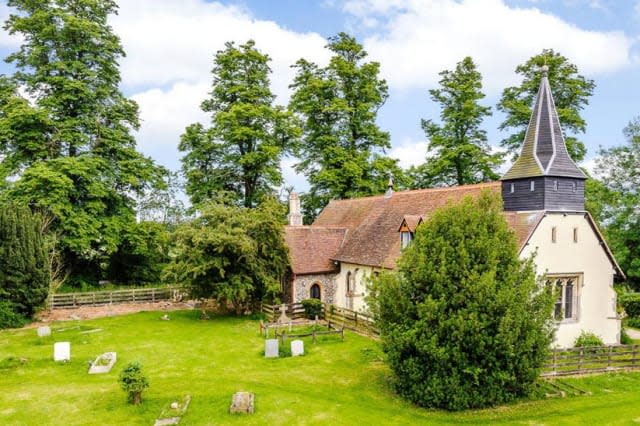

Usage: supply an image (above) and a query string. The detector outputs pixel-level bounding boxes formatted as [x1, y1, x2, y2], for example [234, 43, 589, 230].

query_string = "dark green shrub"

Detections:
[368, 192, 555, 411]
[119, 362, 149, 405]
[301, 298, 322, 319]
[573, 331, 604, 347]
[620, 293, 640, 318]
[621, 329, 633, 345]
[626, 317, 640, 329]
[0, 301, 26, 329]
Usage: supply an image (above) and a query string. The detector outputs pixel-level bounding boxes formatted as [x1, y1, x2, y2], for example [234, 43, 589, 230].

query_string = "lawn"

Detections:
[1, 310, 640, 425]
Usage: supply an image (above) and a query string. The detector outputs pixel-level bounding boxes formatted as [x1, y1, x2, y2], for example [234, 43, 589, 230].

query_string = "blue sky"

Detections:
[1, 0, 639, 192]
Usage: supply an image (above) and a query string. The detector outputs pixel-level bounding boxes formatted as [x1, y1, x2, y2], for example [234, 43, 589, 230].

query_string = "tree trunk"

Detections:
[131, 391, 142, 405]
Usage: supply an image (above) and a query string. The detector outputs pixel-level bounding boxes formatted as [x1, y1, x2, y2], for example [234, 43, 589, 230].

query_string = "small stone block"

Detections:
[230, 391, 254, 414]
[37, 326, 51, 337]
[53, 342, 70, 362]
[265, 339, 279, 358]
[291, 340, 304, 356]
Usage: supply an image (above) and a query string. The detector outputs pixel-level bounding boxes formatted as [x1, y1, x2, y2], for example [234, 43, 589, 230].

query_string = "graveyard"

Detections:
[0, 310, 640, 425]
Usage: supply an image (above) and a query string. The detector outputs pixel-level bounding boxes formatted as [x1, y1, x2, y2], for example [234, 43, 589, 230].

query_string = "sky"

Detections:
[0, 0, 639, 193]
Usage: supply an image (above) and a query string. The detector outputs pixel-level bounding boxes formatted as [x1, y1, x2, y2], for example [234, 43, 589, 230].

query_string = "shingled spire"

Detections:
[501, 65, 586, 212]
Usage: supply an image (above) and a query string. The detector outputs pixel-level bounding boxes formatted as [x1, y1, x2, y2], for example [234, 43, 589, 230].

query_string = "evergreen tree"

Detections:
[412, 57, 502, 187]
[289, 32, 404, 220]
[497, 49, 594, 163]
[0, 204, 50, 323]
[179, 40, 298, 209]
[1, 0, 165, 284]
[368, 192, 555, 410]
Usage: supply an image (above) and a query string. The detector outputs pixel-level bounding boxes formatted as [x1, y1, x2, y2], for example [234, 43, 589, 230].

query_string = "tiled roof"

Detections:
[284, 226, 347, 274]
[398, 215, 424, 232]
[502, 69, 586, 181]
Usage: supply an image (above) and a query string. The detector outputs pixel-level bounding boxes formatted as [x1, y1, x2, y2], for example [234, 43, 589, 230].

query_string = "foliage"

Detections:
[411, 57, 502, 187]
[497, 49, 595, 162]
[301, 298, 323, 319]
[591, 117, 640, 289]
[164, 197, 289, 314]
[368, 191, 555, 410]
[136, 171, 187, 227]
[179, 40, 298, 209]
[1, 0, 165, 283]
[0, 204, 50, 318]
[0, 301, 26, 329]
[626, 317, 640, 329]
[289, 32, 404, 220]
[573, 331, 604, 348]
[619, 293, 640, 318]
[620, 329, 633, 345]
[119, 362, 149, 405]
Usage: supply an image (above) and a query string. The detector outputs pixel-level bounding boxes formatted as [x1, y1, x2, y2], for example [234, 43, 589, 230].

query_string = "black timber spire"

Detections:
[501, 65, 586, 212]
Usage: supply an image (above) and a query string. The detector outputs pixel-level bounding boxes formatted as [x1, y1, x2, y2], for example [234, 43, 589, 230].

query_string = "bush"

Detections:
[619, 293, 640, 318]
[368, 192, 555, 411]
[573, 331, 604, 348]
[0, 301, 26, 329]
[621, 329, 633, 345]
[626, 317, 640, 329]
[301, 298, 322, 319]
[119, 362, 149, 405]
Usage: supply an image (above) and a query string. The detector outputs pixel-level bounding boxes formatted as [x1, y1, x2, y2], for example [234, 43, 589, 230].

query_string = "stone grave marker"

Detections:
[53, 342, 70, 362]
[230, 391, 255, 414]
[88, 352, 117, 374]
[37, 326, 51, 337]
[264, 339, 279, 358]
[291, 340, 304, 356]
[277, 304, 290, 323]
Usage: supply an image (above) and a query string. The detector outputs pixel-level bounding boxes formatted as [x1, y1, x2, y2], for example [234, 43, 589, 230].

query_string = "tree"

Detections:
[179, 40, 298, 209]
[593, 116, 640, 288]
[497, 49, 595, 162]
[368, 192, 555, 410]
[119, 362, 149, 405]
[137, 171, 186, 226]
[289, 32, 404, 220]
[412, 57, 502, 187]
[1, 0, 165, 284]
[163, 197, 289, 314]
[0, 204, 50, 325]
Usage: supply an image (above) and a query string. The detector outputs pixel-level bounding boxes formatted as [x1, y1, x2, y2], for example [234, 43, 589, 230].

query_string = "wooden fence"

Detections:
[542, 344, 640, 377]
[50, 287, 183, 309]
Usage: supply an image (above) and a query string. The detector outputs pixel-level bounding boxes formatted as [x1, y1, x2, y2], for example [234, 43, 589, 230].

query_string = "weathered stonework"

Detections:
[293, 273, 337, 304]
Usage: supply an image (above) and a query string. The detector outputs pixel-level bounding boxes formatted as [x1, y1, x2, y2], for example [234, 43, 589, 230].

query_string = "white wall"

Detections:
[334, 263, 376, 312]
[521, 213, 620, 348]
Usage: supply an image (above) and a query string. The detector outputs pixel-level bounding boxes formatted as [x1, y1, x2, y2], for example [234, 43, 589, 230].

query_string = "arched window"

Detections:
[310, 283, 321, 300]
[346, 271, 352, 293]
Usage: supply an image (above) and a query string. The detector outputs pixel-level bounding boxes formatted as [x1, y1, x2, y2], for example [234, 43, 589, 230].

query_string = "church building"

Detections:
[284, 68, 624, 348]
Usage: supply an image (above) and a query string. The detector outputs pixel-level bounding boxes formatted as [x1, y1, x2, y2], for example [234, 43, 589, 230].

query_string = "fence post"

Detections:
[608, 345, 612, 369]
[92, 292, 96, 306]
[109, 291, 113, 305]
[355, 312, 358, 327]
[152, 288, 155, 303]
[553, 347, 557, 375]
[579, 348, 584, 372]
[634, 345, 638, 368]
[73, 293, 77, 307]
[132, 289, 136, 303]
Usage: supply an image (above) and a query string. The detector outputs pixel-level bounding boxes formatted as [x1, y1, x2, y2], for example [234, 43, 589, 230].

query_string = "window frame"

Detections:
[546, 274, 582, 322]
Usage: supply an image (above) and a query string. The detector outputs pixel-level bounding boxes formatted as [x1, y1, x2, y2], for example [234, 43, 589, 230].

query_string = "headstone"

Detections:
[277, 304, 289, 324]
[291, 340, 304, 356]
[264, 339, 279, 358]
[230, 391, 255, 414]
[53, 342, 70, 362]
[88, 352, 117, 374]
[37, 326, 51, 337]
[161, 314, 170, 321]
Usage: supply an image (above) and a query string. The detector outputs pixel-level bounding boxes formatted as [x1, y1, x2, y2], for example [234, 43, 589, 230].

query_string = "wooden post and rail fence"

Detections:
[49, 287, 184, 309]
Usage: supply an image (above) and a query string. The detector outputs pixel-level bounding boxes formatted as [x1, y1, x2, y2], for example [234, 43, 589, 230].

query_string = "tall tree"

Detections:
[497, 49, 595, 162]
[179, 40, 298, 209]
[593, 116, 640, 288]
[412, 57, 502, 187]
[289, 32, 403, 220]
[1, 0, 164, 284]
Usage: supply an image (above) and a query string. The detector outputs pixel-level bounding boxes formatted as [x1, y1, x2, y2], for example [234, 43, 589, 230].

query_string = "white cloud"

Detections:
[343, 0, 635, 94]
[388, 138, 429, 169]
[0, 3, 22, 47]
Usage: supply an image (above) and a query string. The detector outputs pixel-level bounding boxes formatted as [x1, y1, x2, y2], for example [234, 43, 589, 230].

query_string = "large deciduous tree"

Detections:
[179, 40, 298, 209]
[497, 49, 594, 162]
[289, 32, 403, 220]
[411, 57, 502, 187]
[368, 192, 555, 410]
[164, 197, 289, 314]
[1, 0, 164, 284]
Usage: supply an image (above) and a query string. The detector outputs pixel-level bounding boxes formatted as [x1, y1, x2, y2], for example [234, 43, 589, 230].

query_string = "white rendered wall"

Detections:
[334, 263, 375, 312]
[521, 213, 620, 348]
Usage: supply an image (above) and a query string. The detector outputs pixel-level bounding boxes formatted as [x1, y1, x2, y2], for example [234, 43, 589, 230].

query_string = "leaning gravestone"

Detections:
[53, 342, 70, 362]
[37, 326, 51, 337]
[265, 339, 279, 358]
[230, 391, 255, 414]
[291, 340, 304, 356]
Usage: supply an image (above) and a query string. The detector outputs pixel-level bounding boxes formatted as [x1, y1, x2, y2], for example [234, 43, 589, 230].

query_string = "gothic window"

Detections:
[346, 271, 352, 293]
[552, 226, 557, 243]
[310, 283, 321, 300]
[548, 276, 580, 321]
[573, 227, 578, 243]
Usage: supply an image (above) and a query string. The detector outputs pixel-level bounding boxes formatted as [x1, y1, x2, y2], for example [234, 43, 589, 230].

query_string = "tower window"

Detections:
[510, 183, 514, 193]
[552, 226, 557, 243]
[553, 180, 558, 191]
[572, 181, 577, 193]
[530, 181, 535, 191]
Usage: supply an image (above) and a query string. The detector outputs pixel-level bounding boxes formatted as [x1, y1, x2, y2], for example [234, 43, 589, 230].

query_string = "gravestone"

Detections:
[291, 340, 304, 356]
[88, 352, 117, 374]
[264, 339, 279, 358]
[277, 304, 290, 324]
[37, 326, 51, 337]
[53, 342, 70, 362]
[230, 391, 255, 414]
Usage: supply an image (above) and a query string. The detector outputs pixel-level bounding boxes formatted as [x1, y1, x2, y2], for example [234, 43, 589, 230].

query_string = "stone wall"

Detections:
[293, 273, 337, 305]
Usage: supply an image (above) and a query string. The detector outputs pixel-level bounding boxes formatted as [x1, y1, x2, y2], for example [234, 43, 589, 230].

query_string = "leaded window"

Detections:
[548, 276, 580, 321]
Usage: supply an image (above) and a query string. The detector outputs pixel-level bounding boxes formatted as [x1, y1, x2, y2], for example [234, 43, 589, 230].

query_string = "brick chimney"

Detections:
[288, 192, 303, 226]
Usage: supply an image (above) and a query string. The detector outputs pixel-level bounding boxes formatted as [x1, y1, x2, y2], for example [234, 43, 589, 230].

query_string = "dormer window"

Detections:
[401, 231, 413, 249]
[398, 215, 423, 249]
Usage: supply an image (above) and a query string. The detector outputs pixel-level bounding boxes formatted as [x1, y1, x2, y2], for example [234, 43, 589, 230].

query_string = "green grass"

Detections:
[1, 311, 640, 425]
